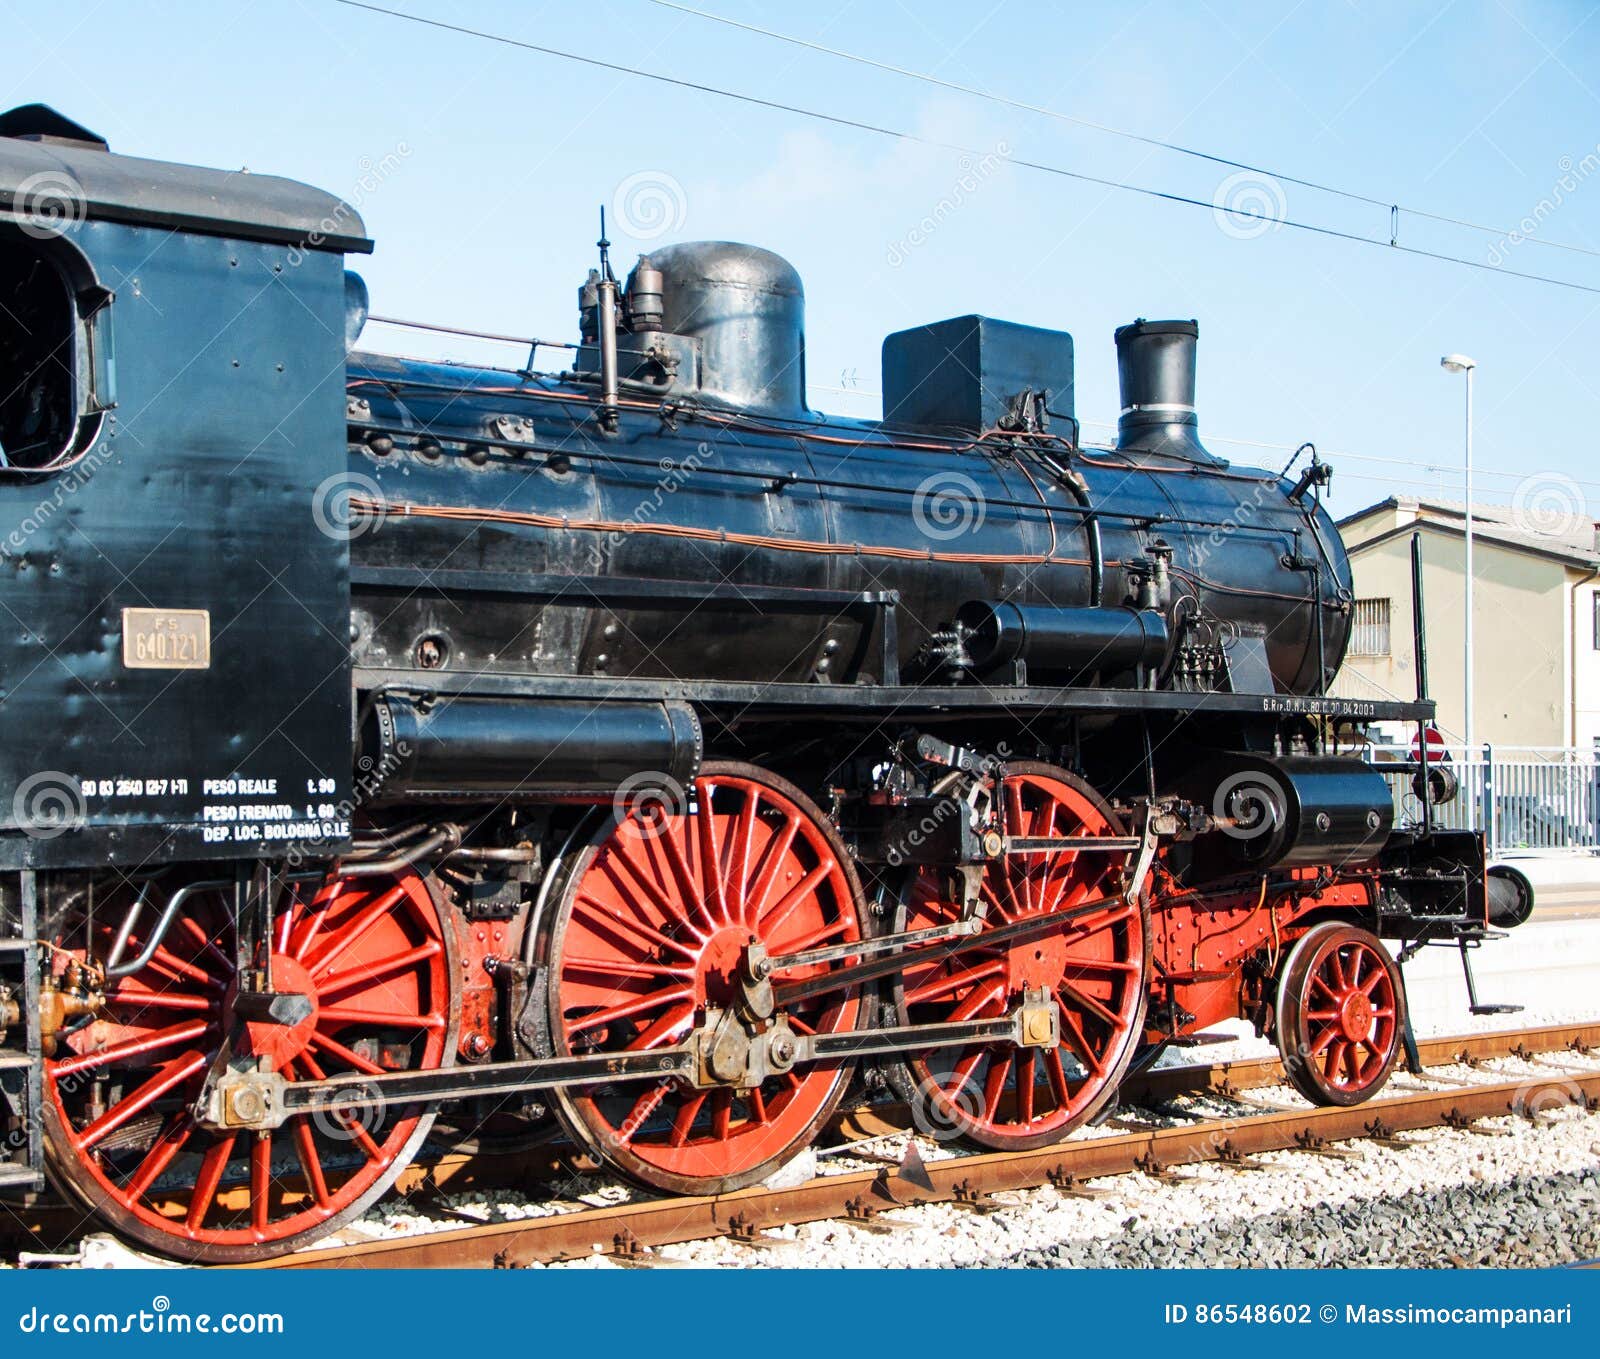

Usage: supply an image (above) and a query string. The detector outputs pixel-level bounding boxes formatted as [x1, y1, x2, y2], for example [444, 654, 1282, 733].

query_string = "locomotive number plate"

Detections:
[122, 608, 211, 670]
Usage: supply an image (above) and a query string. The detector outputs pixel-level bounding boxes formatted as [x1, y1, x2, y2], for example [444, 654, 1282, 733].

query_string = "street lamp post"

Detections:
[1441, 354, 1477, 759]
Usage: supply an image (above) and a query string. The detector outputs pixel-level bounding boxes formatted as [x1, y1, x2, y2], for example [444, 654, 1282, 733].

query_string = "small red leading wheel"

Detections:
[41, 869, 458, 1263]
[539, 762, 864, 1195]
[888, 764, 1149, 1150]
[1275, 922, 1405, 1106]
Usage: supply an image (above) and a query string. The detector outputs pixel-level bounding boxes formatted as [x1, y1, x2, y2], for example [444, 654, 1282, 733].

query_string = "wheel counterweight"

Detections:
[41, 869, 458, 1263]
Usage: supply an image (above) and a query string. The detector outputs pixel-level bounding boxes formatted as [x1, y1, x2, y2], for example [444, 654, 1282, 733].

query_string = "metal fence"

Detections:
[1366, 745, 1600, 857]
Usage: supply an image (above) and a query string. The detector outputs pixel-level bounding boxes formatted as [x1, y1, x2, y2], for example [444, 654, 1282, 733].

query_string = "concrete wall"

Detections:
[1331, 516, 1572, 749]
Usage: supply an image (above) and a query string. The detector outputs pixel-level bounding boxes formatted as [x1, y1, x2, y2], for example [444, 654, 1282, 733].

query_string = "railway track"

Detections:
[6, 1022, 1594, 1268]
[239, 1022, 1600, 1270]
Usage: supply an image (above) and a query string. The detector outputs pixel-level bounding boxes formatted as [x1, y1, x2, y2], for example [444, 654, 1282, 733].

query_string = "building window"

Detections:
[1349, 598, 1391, 657]
[1593, 592, 1600, 650]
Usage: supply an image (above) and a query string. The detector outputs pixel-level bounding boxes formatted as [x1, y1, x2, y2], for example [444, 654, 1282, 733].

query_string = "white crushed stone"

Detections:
[598, 1102, 1600, 1270]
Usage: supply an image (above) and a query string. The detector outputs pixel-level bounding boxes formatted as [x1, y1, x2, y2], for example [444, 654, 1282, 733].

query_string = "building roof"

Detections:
[1338, 495, 1600, 569]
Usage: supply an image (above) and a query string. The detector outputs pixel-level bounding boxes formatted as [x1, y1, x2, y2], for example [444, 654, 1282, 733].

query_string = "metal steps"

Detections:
[0, 1163, 44, 1192]
[0, 1052, 35, 1070]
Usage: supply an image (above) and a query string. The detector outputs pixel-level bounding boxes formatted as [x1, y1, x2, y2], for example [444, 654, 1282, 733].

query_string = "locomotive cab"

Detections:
[0, 105, 368, 871]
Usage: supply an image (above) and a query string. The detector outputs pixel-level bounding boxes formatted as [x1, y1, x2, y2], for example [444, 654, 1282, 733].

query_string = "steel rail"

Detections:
[248, 1022, 1600, 1270]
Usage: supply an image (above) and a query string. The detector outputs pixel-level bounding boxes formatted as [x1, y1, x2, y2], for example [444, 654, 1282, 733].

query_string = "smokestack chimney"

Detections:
[1113, 319, 1220, 464]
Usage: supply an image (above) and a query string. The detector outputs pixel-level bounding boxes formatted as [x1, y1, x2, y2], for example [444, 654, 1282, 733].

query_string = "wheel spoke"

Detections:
[292, 1118, 331, 1208]
[942, 1047, 986, 1099]
[710, 1088, 733, 1141]
[175, 912, 235, 977]
[729, 786, 761, 923]
[949, 977, 1006, 1022]
[559, 954, 691, 982]
[668, 1091, 707, 1147]
[695, 779, 728, 926]
[744, 814, 800, 923]
[566, 986, 694, 1037]
[574, 890, 700, 960]
[52, 1019, 214, 1078]
[123, 1114, 195, 1203]
[906, 959, 1005, 1006]
[981, 1053, 1010, 1121]
[759, 861, 835, 939]
[306, 884, 406, 979]
[1057, 977, 1122, 1030]
[104, 990, 217, 1014]
[656, 815, 709, 928]
[317, 940, 444, 997]
[1016, 1050, 1036, 1124]
[1057, 1006, 1105, 1079]
[319, 1005, 446, 1030]
[1044, 1049, 1072, 1104]
[251, 1134, 272, 1233]
[185, 1133, 237, 1229]
[607, 839, 706, 940]
[308, 1030, 387, 1077]
[295, 1048, 387, 1162]
[75, 1051, 207, 1152]
[627, 1000, 697, 1051]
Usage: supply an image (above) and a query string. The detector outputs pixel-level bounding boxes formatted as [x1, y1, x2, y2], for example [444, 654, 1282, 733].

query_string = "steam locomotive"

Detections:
[0, 106, 1527, 1262]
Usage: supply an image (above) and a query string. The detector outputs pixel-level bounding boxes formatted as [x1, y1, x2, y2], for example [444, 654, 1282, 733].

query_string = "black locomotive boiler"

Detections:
[0, 107, 1523, 1261]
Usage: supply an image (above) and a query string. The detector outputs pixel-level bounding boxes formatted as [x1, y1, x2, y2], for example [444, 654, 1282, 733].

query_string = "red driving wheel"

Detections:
[541, 762, 863, 1195]
[41, 869, 457, 1263]
[890, 764, 1149, 1150]
[1275, 922, 1405, 1106]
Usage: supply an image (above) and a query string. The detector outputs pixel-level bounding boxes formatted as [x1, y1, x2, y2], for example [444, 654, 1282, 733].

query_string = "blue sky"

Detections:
[8, 0, 1600, 520]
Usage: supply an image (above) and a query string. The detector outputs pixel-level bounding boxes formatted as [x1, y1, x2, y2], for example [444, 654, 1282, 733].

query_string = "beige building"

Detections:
[1331, 498, 1600, 752]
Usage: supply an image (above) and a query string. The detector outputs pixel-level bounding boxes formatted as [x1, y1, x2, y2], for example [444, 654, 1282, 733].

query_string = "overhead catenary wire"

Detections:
[333, 1, 1600, 298]
[650, 0, 1600, 263]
